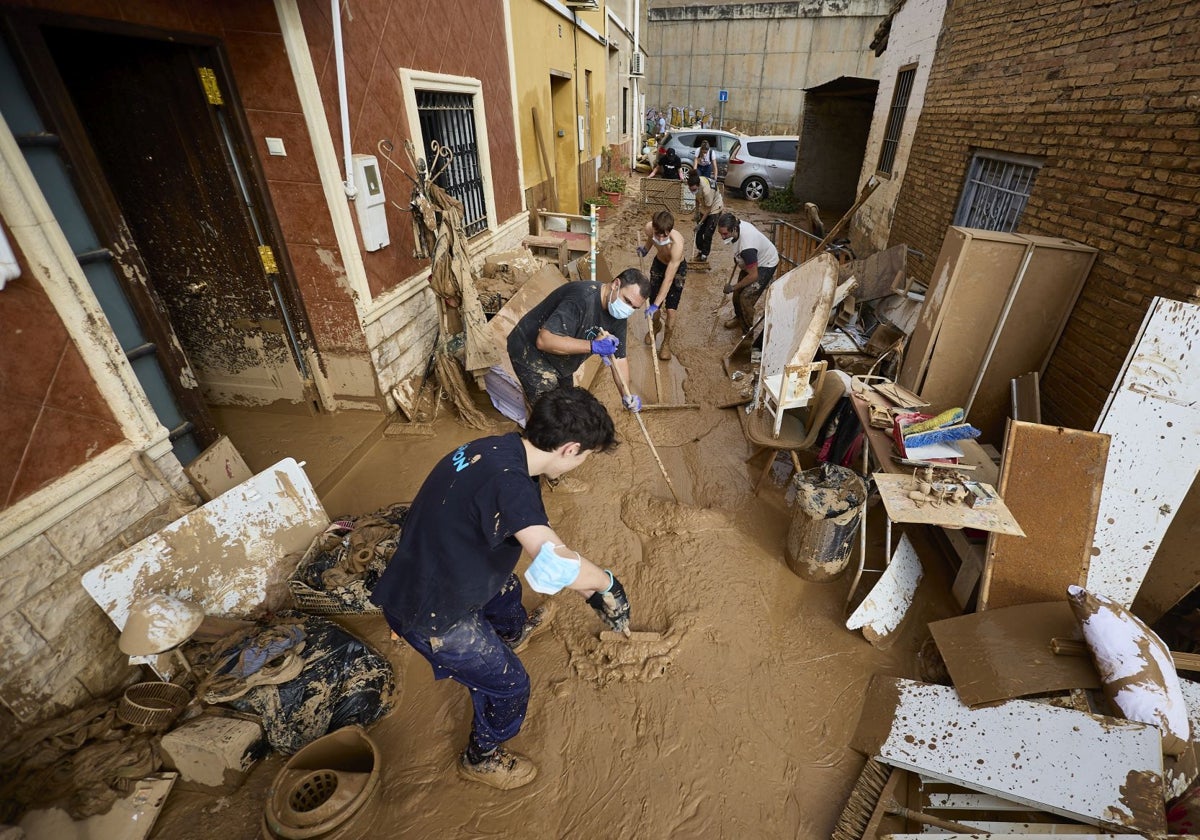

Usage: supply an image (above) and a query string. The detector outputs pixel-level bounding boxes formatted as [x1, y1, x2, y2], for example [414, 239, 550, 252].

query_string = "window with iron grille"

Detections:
[416, 89, 488, 237]
[954, 151, 1042, 233]
[876, 65, 915, 175]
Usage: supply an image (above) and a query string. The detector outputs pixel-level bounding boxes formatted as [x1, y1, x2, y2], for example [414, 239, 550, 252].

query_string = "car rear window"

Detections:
[745, 141, 771, 158]
[768, 140, 798, 161]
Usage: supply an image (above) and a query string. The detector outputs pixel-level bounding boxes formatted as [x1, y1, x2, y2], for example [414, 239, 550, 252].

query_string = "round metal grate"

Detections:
[288, 771, 339, 813]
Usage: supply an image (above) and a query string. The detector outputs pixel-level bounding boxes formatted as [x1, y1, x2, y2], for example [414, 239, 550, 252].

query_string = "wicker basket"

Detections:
[118, 680, 191, 730]
[287, 533, 383, 616]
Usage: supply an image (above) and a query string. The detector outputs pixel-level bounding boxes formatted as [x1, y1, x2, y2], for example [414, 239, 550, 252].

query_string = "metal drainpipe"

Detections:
[332, 0, 357, 199]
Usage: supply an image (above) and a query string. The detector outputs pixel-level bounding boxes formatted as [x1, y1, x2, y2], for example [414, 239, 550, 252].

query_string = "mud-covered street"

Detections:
[147, 178, 953, 839]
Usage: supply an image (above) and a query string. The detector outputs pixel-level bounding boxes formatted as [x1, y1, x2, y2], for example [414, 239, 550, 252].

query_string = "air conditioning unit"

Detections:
[564, 0, 599, 10]
[630, 52, 644, 76]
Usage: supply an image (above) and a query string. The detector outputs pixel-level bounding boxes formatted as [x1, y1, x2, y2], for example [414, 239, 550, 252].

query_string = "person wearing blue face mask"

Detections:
[636, 209, 687, 361]
[507, 267, 650, 416]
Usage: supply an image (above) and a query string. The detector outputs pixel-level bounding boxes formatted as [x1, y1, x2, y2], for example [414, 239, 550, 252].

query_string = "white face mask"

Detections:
[607, 285, 635, 319]
[721, 235, 734, 245]
[652, 235, 671, 247]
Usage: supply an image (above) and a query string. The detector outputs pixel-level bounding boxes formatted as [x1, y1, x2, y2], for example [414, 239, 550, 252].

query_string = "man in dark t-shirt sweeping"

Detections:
[506, 268, 651, 413]
[370, 387, 632, 791]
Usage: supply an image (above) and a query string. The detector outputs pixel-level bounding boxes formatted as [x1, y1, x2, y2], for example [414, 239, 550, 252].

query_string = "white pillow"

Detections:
[1068, 584, 1191, 755]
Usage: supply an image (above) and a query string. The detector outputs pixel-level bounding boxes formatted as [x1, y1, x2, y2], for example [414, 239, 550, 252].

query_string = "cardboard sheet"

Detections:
[929, 601, 1100, 707]
[979, 421, 1108, 611]
[872, 473, 1024, 536]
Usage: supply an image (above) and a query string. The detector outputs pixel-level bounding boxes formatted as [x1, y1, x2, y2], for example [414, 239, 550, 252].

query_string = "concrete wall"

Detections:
[886, 0, 1200, 433]
[851, 0, 947, 254]
[643, 0, 889, 136]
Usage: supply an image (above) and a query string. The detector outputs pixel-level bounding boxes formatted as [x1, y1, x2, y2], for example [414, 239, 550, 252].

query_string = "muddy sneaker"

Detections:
[506, 599, 558, 654]
[698, 254, 708, 261]
[723, 317, 742, 330]
[457, 747, 538, 790]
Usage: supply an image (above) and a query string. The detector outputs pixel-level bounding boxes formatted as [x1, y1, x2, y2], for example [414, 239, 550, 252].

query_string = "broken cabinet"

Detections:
[898, 227, 1096, 445]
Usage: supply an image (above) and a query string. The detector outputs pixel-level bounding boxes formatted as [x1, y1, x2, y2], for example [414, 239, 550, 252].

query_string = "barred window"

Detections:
[416, 90, 488, 237]
[876, 65, 915, 175]
[954, 152, 1041, 233]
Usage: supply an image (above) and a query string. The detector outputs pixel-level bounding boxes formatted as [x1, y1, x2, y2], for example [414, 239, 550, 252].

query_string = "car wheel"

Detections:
[742, 177, 768, 201]
[680, 163, 693, 178]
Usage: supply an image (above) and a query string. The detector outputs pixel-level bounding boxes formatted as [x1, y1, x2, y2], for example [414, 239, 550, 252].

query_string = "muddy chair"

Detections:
[756, 253, 838, 437]
[741, 367, 850, 495]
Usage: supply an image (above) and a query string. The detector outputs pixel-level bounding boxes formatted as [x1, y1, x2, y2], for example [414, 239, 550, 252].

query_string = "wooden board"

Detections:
[852, 677, 1166, 836]
[967, 237, 1096, 444]
[1133, 474, 1200, 625]
[979, 421, 1108, 611]
[20, 772, 176, 840]
[929, 601, 1100, 707]
[184, 434, 252, 501]
[898, 228, 1025, 394]
[873, 473, 1024, 536]
[81, 458, 327, 629]
[1088, 297, 1200, 606]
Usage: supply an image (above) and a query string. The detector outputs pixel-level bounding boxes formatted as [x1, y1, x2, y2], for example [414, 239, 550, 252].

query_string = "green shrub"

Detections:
[600, 173, 627, 193]
[760, 179, 800, 213]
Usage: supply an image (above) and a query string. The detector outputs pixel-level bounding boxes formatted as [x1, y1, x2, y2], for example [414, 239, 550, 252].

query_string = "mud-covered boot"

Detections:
[658, 324, 674, 361]
[644, 311, 659, 345]
[458, 745, 538, 790]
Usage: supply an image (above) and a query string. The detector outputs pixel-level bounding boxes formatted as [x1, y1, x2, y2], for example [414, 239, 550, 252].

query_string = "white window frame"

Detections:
[398, 69, 497, 234]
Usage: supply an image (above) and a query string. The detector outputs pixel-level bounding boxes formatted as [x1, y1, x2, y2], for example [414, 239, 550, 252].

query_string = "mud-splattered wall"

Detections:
[0, 221, 124, 511]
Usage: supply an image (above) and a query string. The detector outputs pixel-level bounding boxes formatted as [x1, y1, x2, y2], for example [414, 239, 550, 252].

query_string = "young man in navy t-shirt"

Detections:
[370, 387, 632, 790]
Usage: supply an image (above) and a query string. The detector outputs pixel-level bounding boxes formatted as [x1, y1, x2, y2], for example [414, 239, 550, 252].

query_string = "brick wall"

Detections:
[886, 0, 1200, 431]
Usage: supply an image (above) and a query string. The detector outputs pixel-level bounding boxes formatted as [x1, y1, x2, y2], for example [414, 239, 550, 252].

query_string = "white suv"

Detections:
[724, 136, 799, 200]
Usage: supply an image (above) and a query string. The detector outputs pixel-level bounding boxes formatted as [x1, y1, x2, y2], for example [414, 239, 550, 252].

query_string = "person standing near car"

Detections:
[716, 212, 780, 331]
[687, 171, 723, 263]
[693, 139, 715, 185]
[637, 209, 687, 361]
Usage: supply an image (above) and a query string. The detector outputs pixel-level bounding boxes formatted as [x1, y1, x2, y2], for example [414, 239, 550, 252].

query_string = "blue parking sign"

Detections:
[718, 89, 728, 102]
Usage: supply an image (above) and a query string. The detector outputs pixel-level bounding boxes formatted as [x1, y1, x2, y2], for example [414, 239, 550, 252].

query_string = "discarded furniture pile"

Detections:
[736, 220, 1200, 836]
[1, 460, 405, 838]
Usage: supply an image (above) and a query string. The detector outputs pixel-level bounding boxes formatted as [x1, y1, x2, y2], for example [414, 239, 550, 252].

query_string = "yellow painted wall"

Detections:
[510, 0, 608, 214]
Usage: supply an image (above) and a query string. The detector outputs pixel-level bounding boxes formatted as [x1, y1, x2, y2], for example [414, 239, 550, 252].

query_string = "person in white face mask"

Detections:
[636, 210, 687, 361]
[716, 212, 780, 332]
[507, 268, 650, 416]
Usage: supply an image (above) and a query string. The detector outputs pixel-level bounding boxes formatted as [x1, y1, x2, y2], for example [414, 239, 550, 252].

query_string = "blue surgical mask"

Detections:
[608, 286, 635, 319]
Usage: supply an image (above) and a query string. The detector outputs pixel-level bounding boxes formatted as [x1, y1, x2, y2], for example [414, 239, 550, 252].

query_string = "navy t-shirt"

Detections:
[507, 281, 629, 380]
[369, 433, 549, 635]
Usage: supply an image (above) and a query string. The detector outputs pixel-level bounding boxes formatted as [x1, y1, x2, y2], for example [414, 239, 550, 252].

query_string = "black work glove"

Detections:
[586, 572, 631, 634]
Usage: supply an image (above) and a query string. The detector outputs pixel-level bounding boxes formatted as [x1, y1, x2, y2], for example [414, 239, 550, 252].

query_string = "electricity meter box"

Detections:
[352, 153, 389, 251]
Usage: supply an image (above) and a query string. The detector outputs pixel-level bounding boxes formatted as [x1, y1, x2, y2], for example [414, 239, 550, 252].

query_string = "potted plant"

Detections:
[600, 173, 627, 204]
[583, 194, 612, 221]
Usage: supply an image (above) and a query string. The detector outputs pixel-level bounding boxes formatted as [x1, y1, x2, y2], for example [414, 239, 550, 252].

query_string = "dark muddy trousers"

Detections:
[733, 264, 778, 330]
[695, 214, 718, 260]
[386, 575, 531, 753]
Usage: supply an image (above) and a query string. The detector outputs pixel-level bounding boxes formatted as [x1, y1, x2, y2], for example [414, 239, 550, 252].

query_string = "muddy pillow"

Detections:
[1067, 584, 1190, 755]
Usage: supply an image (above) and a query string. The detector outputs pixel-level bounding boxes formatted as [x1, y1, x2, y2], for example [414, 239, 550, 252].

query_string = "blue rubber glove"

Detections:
[646, 304, 659, 317]
[636, 245, 649, 258]
[590, 335, 620, 356]
[622, 394, 642, 412]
